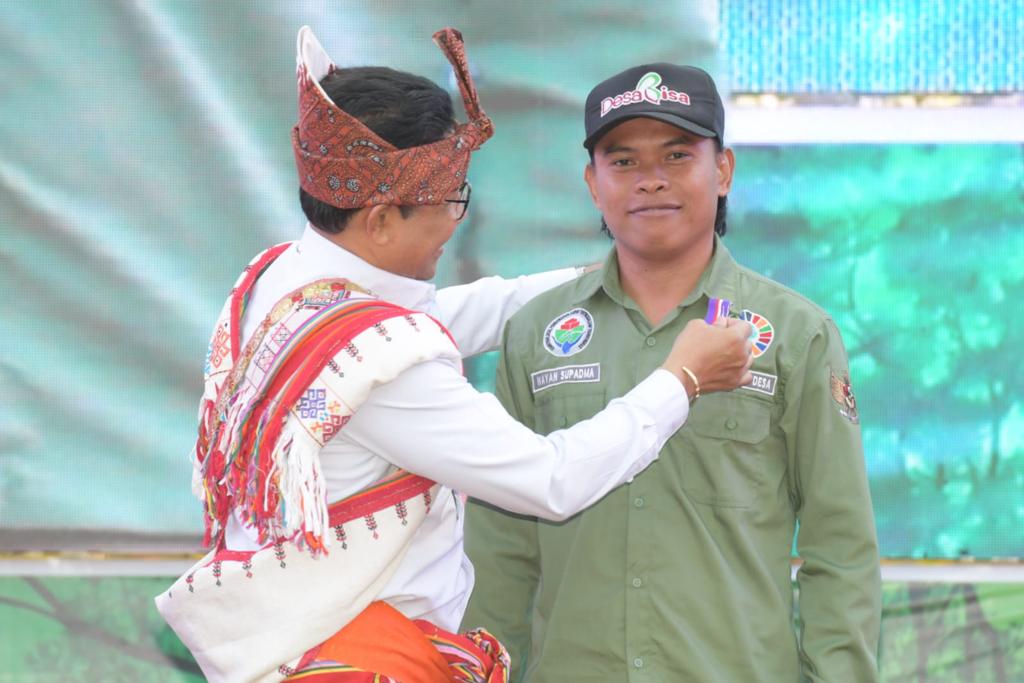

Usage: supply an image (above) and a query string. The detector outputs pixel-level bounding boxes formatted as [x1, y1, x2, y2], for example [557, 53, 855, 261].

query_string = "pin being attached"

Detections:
[705, 297, 731, 324]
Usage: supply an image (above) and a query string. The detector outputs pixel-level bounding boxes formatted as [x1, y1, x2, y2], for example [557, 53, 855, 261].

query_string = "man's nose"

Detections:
[636, 169, 668, 193]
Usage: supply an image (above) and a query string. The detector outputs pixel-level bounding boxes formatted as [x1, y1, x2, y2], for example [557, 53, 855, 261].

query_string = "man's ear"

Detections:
[362, 205, 395, 246]
[717, 147, 735, 197]
[584, 163, 602, 211]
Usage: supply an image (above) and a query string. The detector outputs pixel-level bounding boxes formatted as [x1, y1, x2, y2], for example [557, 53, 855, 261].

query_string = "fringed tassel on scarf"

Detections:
[271, 420, 330, 552]
[198, 389, 330, 554]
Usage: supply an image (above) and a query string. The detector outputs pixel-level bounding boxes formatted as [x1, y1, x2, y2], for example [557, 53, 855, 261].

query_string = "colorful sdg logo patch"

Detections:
[740, 309, 774, 358]
[543, 308, 595, 357]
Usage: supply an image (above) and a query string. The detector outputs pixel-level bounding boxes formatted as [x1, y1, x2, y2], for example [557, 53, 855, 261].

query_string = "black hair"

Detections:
[589, 136, 729, 238]
[299, 66, 456, 233]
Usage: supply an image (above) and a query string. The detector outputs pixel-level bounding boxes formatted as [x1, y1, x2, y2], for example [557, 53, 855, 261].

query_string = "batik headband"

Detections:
[291, 25, 494, 209]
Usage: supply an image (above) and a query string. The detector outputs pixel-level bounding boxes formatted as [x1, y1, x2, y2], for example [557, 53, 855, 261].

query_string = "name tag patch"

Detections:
[743, 370, 777, 396]
[531, 363, 601, 394]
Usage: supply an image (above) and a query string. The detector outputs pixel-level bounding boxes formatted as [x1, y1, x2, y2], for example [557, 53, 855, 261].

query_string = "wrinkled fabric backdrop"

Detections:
[1, 1, 1022, 560]
[2, 2, 1023, 681]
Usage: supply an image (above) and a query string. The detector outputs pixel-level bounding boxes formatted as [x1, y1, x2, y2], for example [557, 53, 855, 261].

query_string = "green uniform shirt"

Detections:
[463, 239, 881, 682]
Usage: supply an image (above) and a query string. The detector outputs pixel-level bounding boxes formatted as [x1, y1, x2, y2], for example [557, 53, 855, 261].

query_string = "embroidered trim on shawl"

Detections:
[192, 244, 458, 555]
[198, 280, 416, 552]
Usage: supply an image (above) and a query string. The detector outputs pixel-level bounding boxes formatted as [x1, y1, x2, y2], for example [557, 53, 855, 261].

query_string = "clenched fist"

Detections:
[661, 318, 754, 401]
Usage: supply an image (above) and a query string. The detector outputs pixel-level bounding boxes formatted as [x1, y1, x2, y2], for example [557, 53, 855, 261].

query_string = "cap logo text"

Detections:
[600, 71, 691, 117]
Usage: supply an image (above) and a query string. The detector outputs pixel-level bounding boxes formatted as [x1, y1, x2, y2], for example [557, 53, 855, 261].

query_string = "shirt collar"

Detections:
[576, 234, 739, 310]
[296, 223, 438, 310]
[701, 235, 739, 304]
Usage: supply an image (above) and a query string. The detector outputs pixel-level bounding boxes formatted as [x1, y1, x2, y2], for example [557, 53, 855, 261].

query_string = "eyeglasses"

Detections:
[444, 181, 472, 221]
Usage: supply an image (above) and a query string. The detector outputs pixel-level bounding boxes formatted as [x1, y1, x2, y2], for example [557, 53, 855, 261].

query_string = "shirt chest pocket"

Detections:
[533, 391, 607, 436]
[678, 393, 773, 508]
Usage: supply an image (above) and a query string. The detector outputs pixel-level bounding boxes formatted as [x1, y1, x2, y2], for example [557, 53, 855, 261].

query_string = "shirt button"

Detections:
[725, 417, 738, 430]
[633, 496, 645, 508]
[631, 577, 643, 588]
[633, 657, 644, 669]
[645, 337, 656, 347]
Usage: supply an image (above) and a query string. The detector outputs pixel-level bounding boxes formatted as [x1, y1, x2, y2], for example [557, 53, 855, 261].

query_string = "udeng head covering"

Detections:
[291, 26, 493, 209]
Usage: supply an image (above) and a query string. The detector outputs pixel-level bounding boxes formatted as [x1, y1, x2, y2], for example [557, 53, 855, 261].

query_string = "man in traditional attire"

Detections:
[156, 28, 754, 683]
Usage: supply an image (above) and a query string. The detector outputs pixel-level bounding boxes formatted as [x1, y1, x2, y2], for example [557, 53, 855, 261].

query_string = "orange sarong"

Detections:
[284, 601, 509, 683]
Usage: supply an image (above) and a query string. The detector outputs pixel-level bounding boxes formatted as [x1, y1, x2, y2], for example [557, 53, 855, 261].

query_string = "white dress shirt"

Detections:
[225, 224, 689, 631]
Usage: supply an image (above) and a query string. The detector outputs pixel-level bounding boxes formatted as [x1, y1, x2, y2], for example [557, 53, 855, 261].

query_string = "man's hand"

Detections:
[661, 318, 754, 400]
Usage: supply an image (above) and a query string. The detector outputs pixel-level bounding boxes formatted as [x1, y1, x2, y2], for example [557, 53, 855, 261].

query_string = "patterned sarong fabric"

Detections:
[157, 244, 463, 682]
[284, 601, 510, 683]
[291, 26, 493, 209]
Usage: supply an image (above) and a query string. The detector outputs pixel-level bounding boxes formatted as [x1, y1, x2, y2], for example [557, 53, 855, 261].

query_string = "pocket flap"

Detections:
[533, 391, 607, 435]
[687, 393, 772, 444]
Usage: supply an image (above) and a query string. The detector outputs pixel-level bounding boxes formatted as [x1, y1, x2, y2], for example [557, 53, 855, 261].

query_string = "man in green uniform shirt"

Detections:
[463, 63, 881, 682]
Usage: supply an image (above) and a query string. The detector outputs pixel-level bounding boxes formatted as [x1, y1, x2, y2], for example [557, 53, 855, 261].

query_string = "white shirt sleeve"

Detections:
[434, 269, 578, 358]
[339, 360, 688, 521]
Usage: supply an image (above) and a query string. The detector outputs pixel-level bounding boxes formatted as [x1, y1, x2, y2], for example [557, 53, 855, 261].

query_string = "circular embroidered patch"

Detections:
[740, 310, 774, 358]
[543, 308, 595, 357]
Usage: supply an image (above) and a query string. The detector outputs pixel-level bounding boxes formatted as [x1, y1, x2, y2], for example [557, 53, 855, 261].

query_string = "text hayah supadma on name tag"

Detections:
[531, 363, 601, 393]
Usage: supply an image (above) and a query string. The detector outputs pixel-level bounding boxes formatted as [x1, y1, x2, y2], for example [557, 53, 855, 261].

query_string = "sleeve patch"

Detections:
[830, 368, 859, 424]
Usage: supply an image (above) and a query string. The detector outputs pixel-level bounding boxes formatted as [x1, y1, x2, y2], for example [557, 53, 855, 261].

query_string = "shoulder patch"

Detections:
[543, 308, 595, 357]
[830, 368, 859, 424]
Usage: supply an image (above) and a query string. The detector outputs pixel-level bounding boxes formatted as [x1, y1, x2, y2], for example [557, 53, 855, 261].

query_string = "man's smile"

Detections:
[628, 203, 682, 216]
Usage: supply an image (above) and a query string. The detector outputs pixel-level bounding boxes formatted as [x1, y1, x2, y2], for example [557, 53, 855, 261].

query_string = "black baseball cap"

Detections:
[583, 63, 725, 150]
